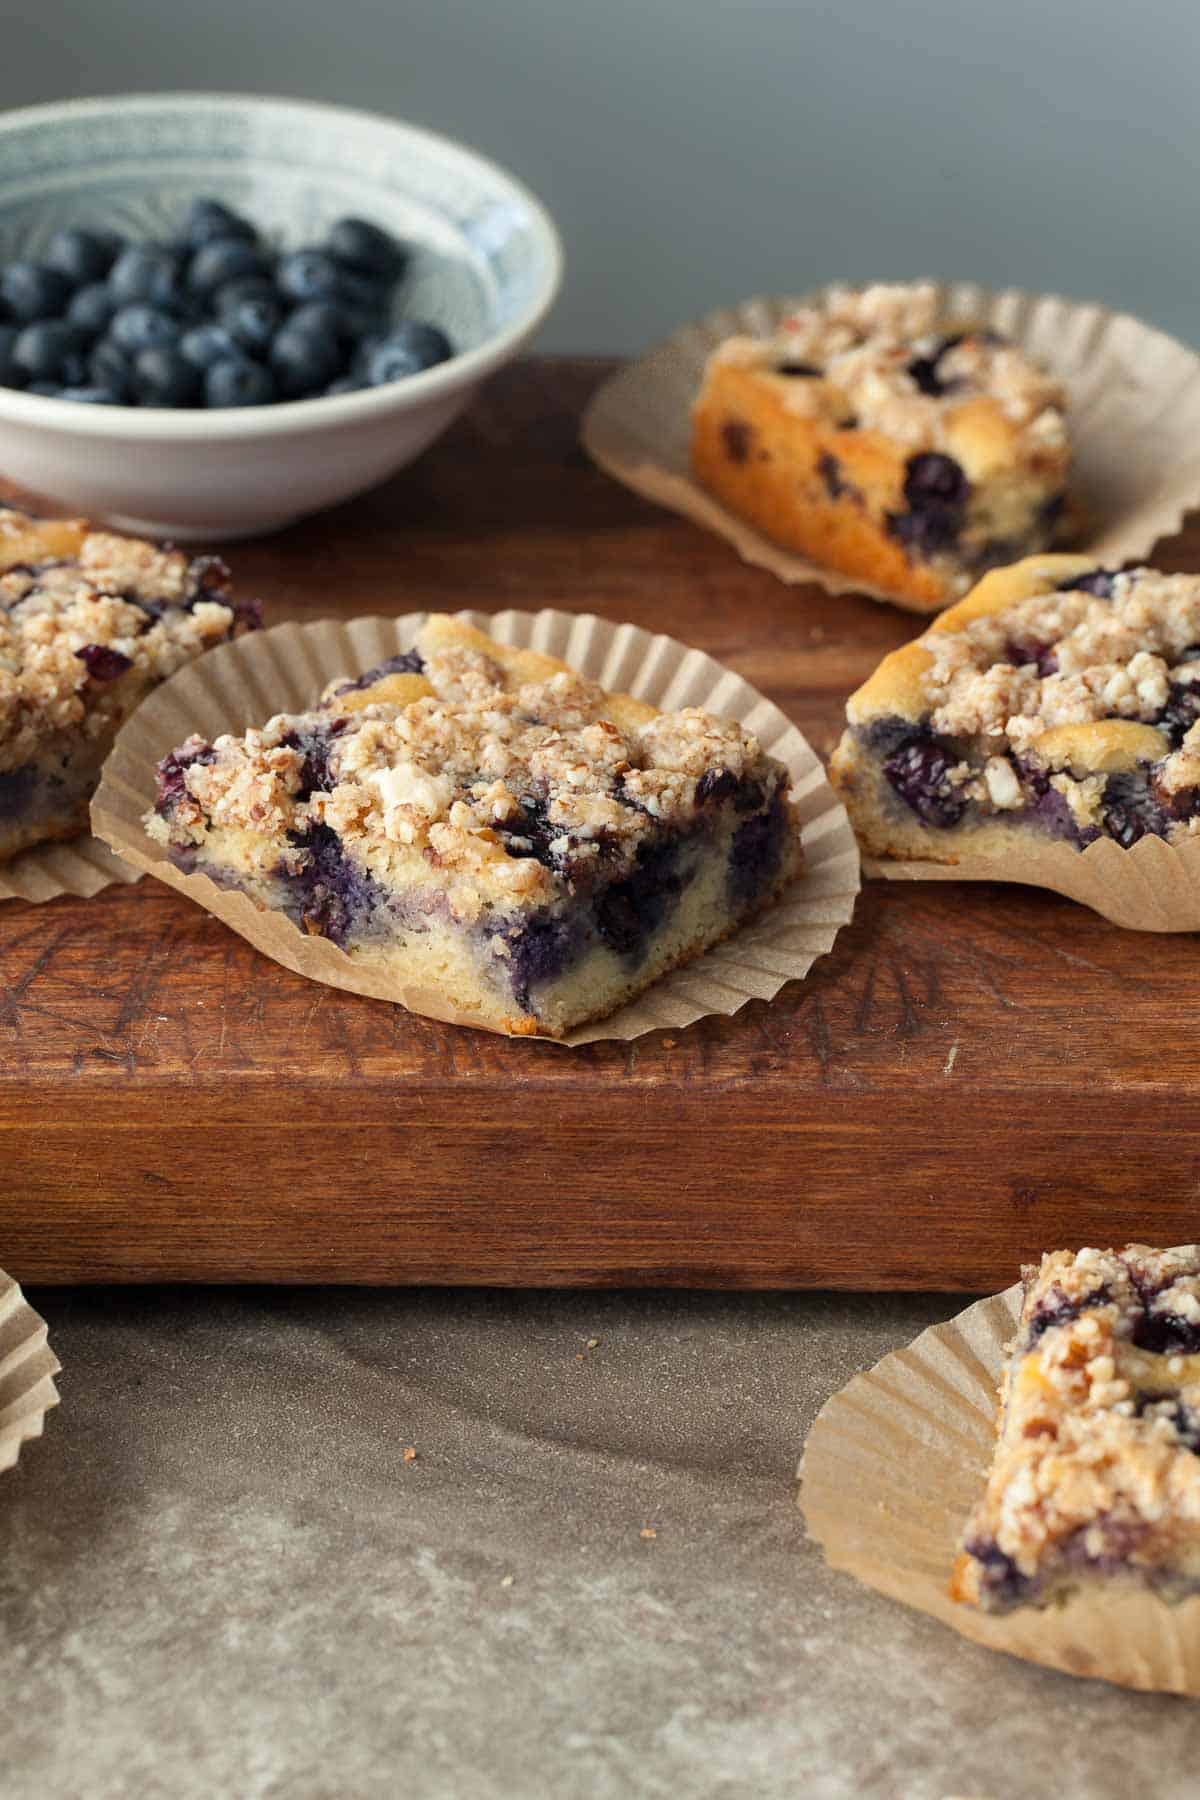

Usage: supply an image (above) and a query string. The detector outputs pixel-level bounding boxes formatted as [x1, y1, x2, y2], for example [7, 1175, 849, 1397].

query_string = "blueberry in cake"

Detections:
[144, 616, 802, 1037]
[953, 1245, 1200, 1613]
[690, 283, 1072, 611]
[830, 554, 1200, 861]
[0, 508, 255, 860]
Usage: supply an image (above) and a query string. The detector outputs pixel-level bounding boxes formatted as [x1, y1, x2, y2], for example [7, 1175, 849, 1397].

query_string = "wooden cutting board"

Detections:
[4, 358, 1200, 1290]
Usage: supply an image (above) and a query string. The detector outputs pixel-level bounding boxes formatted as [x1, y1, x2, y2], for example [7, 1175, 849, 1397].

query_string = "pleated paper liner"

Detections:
[90, 610, 860, 1045]
[866, 831, 1200, 933]
[582, 282, 1200, 614]
[799, 1281, 1200, 1694]
[0, 833, 140, 906]
[0, 1269, 60, 1476]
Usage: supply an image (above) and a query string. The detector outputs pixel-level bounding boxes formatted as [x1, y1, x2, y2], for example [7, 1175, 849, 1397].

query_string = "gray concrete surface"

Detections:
[3, 1286, 1199, 1798]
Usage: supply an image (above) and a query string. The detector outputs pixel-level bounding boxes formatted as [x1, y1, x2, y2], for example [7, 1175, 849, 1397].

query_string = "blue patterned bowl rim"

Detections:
[0, 92, 563, 437]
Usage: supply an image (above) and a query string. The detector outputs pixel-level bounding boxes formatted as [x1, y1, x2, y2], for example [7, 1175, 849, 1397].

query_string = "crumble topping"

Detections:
[713, 282, 1067, 458]
[0, 509, 243, 769]
[151, 618, 783, 923]
[957, 1246, 1200, 1608]
[926, 568, 1200, 801]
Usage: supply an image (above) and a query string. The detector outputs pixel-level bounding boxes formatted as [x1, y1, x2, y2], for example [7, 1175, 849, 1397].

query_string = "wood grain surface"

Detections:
[4, 358, 1200, 1289]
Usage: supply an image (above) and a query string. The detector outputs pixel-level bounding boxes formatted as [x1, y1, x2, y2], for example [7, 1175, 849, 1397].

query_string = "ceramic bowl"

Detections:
[0, 93, 562, 539]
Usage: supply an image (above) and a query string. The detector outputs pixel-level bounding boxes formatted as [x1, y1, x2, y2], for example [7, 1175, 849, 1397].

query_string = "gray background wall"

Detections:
[4, 0, 1196, 354]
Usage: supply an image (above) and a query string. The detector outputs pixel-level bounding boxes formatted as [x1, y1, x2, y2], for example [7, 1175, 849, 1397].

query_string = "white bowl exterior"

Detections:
[0, 384, 475, 539]
[0, 95, 562, 536]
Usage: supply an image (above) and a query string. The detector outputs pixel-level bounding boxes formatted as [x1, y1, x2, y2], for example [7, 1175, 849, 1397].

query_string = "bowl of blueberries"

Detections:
[0, 93, 562, 538]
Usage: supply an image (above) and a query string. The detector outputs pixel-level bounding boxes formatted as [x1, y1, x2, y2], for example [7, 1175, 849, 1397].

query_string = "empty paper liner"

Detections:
[582, 282, 1200, 612]
[0, 1270, 60, 1476]
[91, 609, 860, 1044]
[800, 1284, 1200, 1694]
[0, 834, 140, 906]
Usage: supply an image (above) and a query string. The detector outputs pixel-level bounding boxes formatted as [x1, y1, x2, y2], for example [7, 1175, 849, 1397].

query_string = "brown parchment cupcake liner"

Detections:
[0, 833, 140, 906]
[0, 1270, 60, 1475]
[865, 834, 1200, 932]
[799, 1281, 1200, 1694]
[90, 610, 860, 1044]
[582, 282, 1200, 613]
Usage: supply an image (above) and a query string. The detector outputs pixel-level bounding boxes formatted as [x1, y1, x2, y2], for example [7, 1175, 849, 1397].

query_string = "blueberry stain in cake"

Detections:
[333, 648, 426, 695]
[1134, 1397, 1200, 1453]
[729, 786, 787, 906]
[694, 767, 740, 807]
[1155, 681, 1200, 750]
[499, 910, 580, 1010]
[154, 740, 217, 813]
[1132, 1311, 1200, 1355]
[492, 794, 562, 871]
[1101, 770, 1172, 848]
[281, 821, 392, 947]
[961, 1537, 1033, 1609]
[280, 721, 348, 800]
[906, 333, 966, 398]
[1057, 569, 1116, 599]
[75, 643, 132, 682]
[721, 420, 752, 464]
[0, 765, 38, 820]
[593, 838, 685, 962]
[1022, 1282, 1111, 1346]
[818, 451, 859, 502]
[887, 452, 970, 560]
[882, 732, 968, 827]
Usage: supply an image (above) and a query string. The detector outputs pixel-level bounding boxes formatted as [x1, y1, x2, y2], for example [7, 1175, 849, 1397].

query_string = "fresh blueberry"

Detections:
[179, 322, 239, 368]
[0, 262, 73, 323]
[212, 274, 277, 313]
[269, 325, 341, 397]
[365, 323, 453, 384]
[331, 267, 392, 313]
[276, 249, 342, 303]
[66, 282, 119, 336]
[288, 300, 357, 342]
[12, 320, 85, 383]
[132, 347, 201, 407]
[326, 216, 406, 279]
[110, 304, 181, 354]
[324, 375, 367, 395]
[25, 381, 62, 396]
[218, 292, 284, 354]
[59, 349, 90, 387]
[108, 244, 182, 308]
[204, 357, 276, 407]
[59, 386, 123, 405]
[0, 325, 26, 388]
[44, 227, 118, 287]
[187, 238, 269, 296]
[89, 340, 135, 399]
[182, 198, 258, 248]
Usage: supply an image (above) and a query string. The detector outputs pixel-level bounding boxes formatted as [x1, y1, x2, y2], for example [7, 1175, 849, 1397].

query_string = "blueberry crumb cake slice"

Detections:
[831, 554, 1200, 860]
[0, 506, 255, 860]
[691, 282, 1072, 612]
[144, 616, 802, 1037]
[953, 1246, 1200, 1613]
